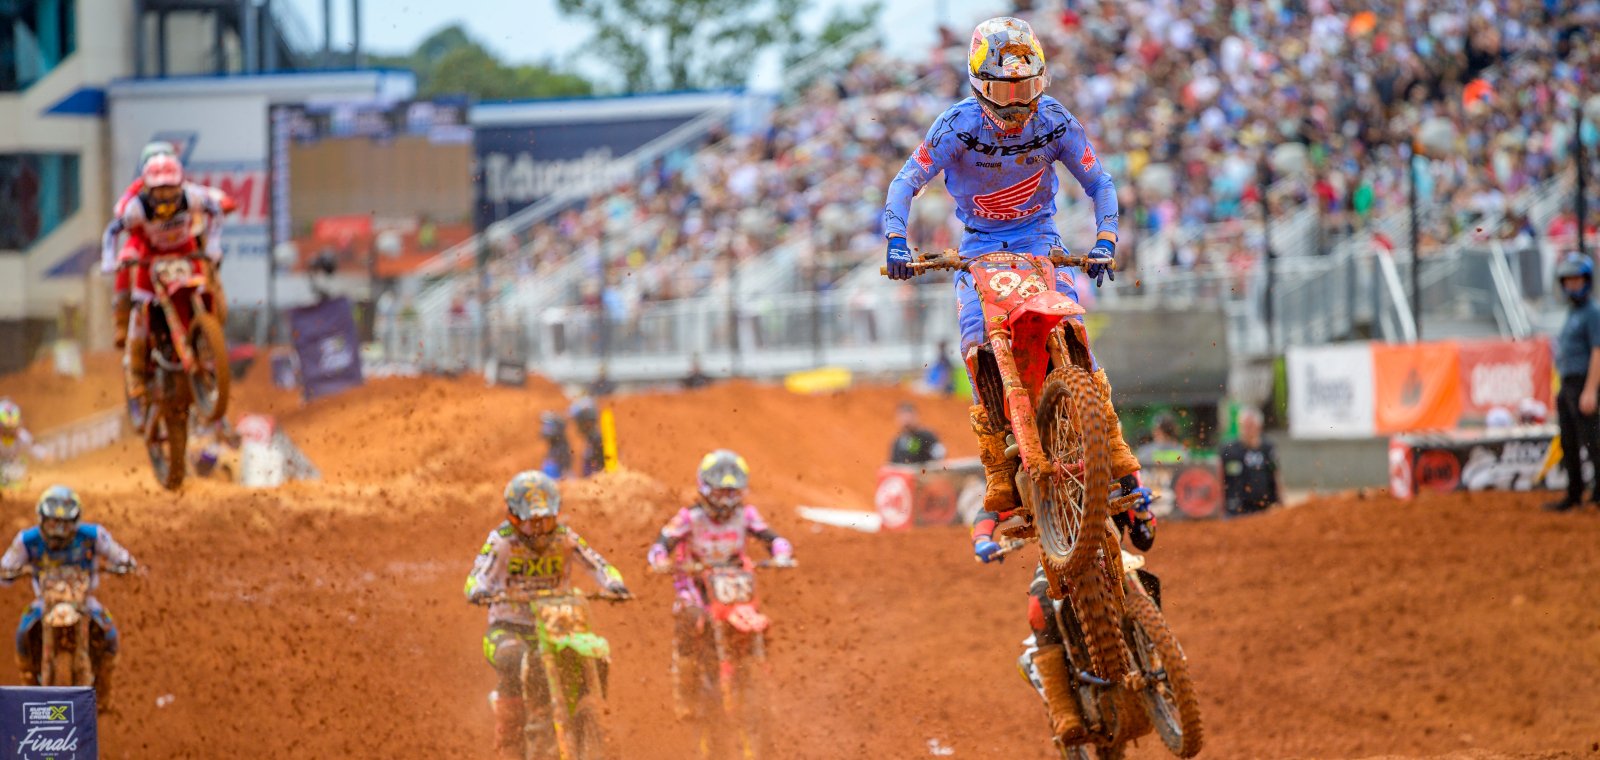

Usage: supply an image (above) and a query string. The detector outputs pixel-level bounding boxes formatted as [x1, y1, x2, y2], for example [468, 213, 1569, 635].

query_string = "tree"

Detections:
[370, 24, 594, 101]
[554, 0, 880, 93]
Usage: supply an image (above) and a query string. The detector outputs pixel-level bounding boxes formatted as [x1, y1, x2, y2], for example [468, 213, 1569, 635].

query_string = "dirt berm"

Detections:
[2, 367, 1596, 759]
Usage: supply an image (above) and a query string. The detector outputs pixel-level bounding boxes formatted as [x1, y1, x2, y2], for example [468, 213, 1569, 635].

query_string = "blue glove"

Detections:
[1117, 473, 1153, 519]
[1086, 238, 1116, 287]
[973, 539, 1003, 563]
[886, 236, 914, 280]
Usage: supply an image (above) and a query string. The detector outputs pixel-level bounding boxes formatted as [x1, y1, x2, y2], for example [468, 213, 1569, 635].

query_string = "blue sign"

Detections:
[0, 686, 97, 760]
[288, 297, 365, 402]
[473, 115, 696, 229]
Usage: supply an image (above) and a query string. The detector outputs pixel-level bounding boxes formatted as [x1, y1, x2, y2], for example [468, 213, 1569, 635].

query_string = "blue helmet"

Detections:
[1557, 253, 1594, 303]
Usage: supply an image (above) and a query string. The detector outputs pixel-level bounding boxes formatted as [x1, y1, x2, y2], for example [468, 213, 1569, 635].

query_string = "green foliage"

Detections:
[372, 24, 593, 101]
[554, 0, 881, 92]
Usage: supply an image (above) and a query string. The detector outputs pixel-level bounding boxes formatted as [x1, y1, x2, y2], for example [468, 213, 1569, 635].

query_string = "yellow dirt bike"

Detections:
[886, 249, 1128, 694]
[477, 588, 630, 760]
[4, 564, 133, 693]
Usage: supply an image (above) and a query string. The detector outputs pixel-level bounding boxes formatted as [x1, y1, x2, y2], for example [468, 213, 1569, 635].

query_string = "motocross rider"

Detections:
[646, 449, 794, 717]
[0, 486, 137, 710]
[112, 142, 236, 332]
[539, 411, 572, 479]
[0, 400, 43, 484]
[102, 152, 227, 419]
[464, 470, 631, 759]
[883, 16, 1152, 742]
[570, 398, 604, 477]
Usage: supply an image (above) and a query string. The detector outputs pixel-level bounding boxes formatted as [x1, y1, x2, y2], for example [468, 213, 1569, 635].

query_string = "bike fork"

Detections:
[534, 649, 572, 760]
[986, 332, 1054, 481]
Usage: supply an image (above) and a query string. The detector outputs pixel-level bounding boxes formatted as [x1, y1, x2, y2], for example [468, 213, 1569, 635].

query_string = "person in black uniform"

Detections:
[1546, 253, 1600, 512]
[1221, 407, 1281, 517]
[888, 402, 945, 466]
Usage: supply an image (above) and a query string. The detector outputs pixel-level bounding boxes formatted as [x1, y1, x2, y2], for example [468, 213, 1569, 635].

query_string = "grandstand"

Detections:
[388, 2, 1597, 395]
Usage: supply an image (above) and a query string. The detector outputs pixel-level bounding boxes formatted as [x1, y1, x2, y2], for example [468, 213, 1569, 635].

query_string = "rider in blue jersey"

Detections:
[0, 486, 137, 710]
[883, 17, 1154, 742]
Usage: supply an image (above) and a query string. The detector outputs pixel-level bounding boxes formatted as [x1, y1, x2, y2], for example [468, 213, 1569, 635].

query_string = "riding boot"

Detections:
[492, 693, 525, 760]
[14, 653, 36, 686]
[1031, 646, 1085, 741]
[125, 334, 149, 424]
[1093, 369, 1141, 481]
[93, 652, 116, 712]
[113, 293, 132, 350]
[971, 404, 1019, 513]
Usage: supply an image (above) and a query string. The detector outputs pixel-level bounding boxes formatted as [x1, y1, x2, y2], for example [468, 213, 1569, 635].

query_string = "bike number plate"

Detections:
[537, 600, 586, 636]
[709, 570, 755, 604]
[152, 257, 193, 285]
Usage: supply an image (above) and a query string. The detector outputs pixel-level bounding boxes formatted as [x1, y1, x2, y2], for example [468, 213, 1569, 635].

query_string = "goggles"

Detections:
[971, 74, 1048, 106]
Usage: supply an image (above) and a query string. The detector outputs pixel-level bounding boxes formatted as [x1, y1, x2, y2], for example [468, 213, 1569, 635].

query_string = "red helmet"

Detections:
[141, 154, 183, 189]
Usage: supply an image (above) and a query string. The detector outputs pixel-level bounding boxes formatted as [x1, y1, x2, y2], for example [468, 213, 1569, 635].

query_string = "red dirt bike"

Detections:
[123, 253, 231, 490]
[884, 248, 1128, 718]
[655, 558, 795, 760]
[994, 533, 1204, 759]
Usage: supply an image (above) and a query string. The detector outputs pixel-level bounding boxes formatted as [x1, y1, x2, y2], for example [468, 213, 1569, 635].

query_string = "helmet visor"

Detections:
[973, 75, 1047, 106]
[512, 514, 557, 537]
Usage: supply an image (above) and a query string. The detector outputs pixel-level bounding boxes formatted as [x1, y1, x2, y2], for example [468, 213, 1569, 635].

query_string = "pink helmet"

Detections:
[141, 153, 183, 188]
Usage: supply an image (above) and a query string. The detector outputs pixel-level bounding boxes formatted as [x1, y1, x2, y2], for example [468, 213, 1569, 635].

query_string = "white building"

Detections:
[0, 0, 331, 371]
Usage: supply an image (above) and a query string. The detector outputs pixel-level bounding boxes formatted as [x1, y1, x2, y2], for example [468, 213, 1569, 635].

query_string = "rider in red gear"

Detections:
[101, 153, 226, 412]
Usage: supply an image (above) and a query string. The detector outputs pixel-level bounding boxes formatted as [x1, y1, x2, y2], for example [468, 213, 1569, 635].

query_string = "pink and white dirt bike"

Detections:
[658, 559, 795, 760]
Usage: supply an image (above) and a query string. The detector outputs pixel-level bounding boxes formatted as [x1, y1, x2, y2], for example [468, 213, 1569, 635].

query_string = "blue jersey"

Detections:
[0, 524, 133, 596]
[883, 96, 1118, 241]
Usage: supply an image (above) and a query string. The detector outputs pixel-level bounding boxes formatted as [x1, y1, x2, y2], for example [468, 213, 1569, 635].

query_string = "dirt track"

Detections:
[3, 365, 1599, 759]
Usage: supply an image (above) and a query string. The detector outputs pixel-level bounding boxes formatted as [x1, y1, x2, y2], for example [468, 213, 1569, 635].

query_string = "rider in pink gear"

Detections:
[646, 450, 793, 715]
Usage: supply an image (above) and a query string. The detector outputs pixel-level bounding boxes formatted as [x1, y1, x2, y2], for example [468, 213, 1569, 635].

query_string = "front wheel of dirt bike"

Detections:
[571, 659, 609, 760]
[1125, 592, 1204, 758]
[1035, 365, 1124, 685]
[1057, 741, 1124, 760]
[187, 313, 231, 425]
[735, 649, 768, 760]
[146, 374, 190, 491]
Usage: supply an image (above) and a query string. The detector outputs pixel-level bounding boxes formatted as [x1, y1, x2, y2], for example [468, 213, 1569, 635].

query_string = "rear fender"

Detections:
[550, 631, 611, 660]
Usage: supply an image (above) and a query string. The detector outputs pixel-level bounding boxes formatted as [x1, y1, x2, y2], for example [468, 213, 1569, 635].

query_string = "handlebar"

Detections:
[474, 588, 631, 606]
[650, 559, 797, 575]
[0, 563, 138, 582]
[880, 249, 1111, 277]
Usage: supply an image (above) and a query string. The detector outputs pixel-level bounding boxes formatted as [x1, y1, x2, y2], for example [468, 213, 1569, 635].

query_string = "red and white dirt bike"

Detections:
[884, 248, 1129, 713]
[124, 252, 231, 490]
[657, 559, 794, 760]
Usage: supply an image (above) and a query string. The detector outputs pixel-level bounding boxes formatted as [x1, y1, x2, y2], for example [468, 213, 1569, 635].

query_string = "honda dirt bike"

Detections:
[475, 588, 630, 760]
[995, 534, 1204, 759]
[125, 253, 231, 490]
[655, 559, 794, 760]
[884, 249, 1127, 693]
[3, 564, 133, 693]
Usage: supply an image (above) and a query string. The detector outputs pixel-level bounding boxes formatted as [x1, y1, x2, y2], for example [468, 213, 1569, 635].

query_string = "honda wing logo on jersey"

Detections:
[973, 167, 1046, 221]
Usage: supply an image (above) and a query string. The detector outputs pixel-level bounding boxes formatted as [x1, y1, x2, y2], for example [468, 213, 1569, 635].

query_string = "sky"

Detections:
[282, 0, 1012, 90]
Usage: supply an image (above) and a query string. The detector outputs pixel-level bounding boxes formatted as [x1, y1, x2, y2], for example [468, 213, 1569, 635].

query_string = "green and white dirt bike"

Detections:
[479, 588, 631, 760]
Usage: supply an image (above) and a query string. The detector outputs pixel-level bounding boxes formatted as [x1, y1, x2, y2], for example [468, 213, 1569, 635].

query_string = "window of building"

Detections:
[0, 0, 75, 92]
[0, 154, 81, 251]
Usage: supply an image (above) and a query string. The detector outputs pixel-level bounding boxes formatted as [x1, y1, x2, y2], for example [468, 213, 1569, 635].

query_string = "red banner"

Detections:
[1455, 339, 1553, 420]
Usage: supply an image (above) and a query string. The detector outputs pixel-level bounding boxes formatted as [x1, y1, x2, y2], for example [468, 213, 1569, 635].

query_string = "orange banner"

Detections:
[1372, 343, 1464, 434]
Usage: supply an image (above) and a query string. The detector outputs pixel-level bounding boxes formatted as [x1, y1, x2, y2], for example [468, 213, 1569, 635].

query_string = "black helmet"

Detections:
[696, 449, 750, 522]
[36, 485, 81, 548]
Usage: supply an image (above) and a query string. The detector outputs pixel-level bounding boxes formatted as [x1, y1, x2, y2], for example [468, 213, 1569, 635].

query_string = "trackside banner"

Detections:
[288, 297, 365, 402]
[1289, 339, 1553, 439]
[0, 686, 97, 759]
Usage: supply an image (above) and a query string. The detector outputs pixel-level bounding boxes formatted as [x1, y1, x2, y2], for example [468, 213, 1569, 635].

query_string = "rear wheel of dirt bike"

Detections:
[146, 374, 190, 491]
[1125, 592, 1204, 758]
[187, 313, 231, 425]
[1035, 366, 1124, 684]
